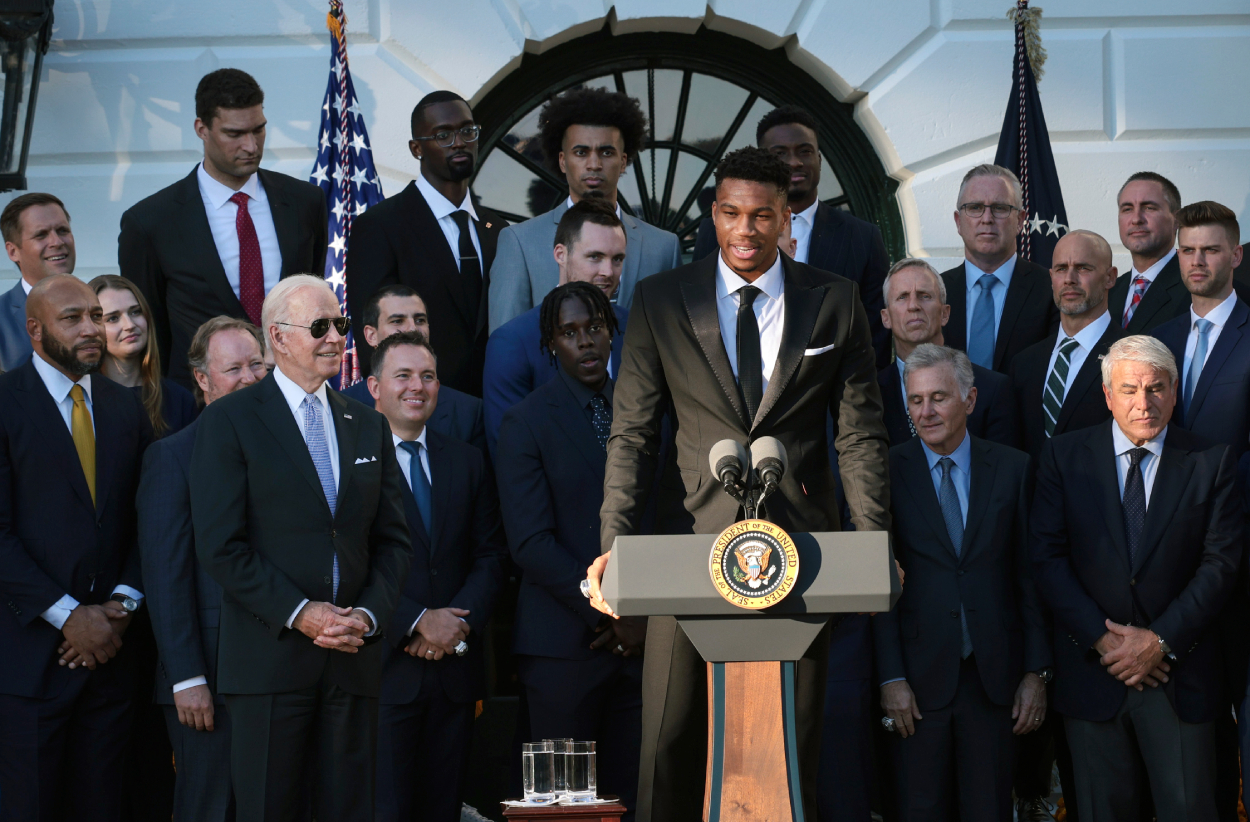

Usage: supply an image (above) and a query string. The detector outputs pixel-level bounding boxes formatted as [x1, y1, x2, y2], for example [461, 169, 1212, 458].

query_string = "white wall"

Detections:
[9, 0, 1249, 284]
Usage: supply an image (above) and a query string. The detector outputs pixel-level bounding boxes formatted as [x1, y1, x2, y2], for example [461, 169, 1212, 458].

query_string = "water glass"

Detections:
[564, 740, 597, 801]
[543, 738, 573, 795]
[521, 741, 555, 802]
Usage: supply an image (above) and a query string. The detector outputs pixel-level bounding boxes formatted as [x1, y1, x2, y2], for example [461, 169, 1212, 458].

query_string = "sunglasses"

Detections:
[277, 317, 351, 339]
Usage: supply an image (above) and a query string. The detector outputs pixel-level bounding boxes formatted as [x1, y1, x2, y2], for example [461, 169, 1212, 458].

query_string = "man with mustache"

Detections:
[488, 87, 681, 332]
[120, 68, 328, 390]
[0, 193, 76, 370]
[0, 274, 153, 821]
[347, 91, 509, 397]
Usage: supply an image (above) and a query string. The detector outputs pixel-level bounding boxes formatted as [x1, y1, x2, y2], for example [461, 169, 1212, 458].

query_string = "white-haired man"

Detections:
[190, 274, 413, 822]
[1031, 335, 1243, 822]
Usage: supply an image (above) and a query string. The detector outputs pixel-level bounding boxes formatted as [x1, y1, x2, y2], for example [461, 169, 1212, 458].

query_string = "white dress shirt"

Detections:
[417, 174, 482, 273]
[716, 252, 785, 394]
[1183, 290, 1238, 378]
[20, 277, 31, 295]
[1044, 311, 1111, 401]
[31, 354, 144, 630]
[393, 428, 434, 636]
[789, 200, 819, 265]
[964, 255, 1018, 343]
[1112, 422, 1167, 505]
[197, 162, 283, 299]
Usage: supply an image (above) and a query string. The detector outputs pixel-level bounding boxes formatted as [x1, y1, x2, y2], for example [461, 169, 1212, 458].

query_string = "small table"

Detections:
[501, 797, 626, 821]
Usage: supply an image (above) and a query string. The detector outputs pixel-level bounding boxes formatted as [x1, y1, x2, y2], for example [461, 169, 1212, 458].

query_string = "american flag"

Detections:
[310, 0, 384, 389]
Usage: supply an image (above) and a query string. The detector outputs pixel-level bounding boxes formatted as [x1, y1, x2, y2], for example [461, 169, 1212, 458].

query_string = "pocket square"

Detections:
[355, 457, 377, 464]
[803, 343, 837, 357]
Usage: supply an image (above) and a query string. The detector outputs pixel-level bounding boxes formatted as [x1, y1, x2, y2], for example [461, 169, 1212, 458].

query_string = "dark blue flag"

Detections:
[995, 1, 1067, 268]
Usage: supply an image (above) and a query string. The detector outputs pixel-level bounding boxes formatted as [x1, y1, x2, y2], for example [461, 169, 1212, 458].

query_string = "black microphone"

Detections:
[708, 439, 749, 495]
[750, 437, 788, 498]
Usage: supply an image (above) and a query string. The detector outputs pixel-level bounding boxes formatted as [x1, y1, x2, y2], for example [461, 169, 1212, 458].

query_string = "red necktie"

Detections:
[230, 192, 264, 326]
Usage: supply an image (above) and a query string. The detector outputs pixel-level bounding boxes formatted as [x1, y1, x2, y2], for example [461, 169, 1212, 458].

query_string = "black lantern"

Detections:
[0, 0, 52, 192]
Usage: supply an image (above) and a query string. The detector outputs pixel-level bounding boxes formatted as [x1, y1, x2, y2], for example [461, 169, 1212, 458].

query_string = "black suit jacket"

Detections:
[879, 360, 1019, 449]
[119, 166, 328, 388]
[1031, 422, 1243, 723]
[346, 181, 508, 396]
[942, 257, 1059, 374]
[1107, 253, 1190, 335]
[0, 361, 152, 698]
[695, 202, 891, 365]
[875, 436, 1048, 710]
[1009, 319, 1124, 460]
[190, 373, 412, 697]
[138, 418, 225, 704]
[381, 430, 506, 706]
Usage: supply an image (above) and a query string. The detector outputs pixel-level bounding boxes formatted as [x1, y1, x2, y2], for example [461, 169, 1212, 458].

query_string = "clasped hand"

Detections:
[58, 601, 132, 670]
[294, 601, 372, 653]
[405, 607, 470, 661]
[1095, 619, 1171, 690]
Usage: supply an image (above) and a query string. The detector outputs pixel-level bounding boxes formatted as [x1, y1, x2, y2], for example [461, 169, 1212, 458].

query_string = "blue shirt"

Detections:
[921, 430, 972, 524]
[964, 256, 1018, 345]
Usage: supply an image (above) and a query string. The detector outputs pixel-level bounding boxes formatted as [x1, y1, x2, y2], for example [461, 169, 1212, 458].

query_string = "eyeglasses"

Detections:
[277, 317, 350, 339]
[412, 124, 481, 149]
[958, 202, 1019, 219]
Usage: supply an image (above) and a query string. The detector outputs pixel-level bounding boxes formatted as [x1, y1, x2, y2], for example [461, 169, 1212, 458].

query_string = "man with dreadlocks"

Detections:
[496, 282, 645, 819]
[488, 87, 681, 332]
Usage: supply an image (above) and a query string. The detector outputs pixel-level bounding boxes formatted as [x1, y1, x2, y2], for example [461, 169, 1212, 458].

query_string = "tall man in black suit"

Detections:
[876, 344, 1049, 822]
[0, 193, 77, 370]
[366, 332, 506, 822]
[585, 147, 891, 821]
[119, 68, 328, 390]
[0, 275, 152, 821]
[942, 164, 1059, 374]
[191, 275, 412, 822]
[139, 316, 267, 822]
[347, 91, 508, 396]
[879, 257, 1019, 448]
[1032, 335, 1243, 822]
[693, 105, 891, 366]
[497, 283, 646, 818]
[1107, 172, 1187, 335]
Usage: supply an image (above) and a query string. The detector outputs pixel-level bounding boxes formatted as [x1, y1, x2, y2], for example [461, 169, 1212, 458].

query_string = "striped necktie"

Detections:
[1122, 275, 1149, 328]
[302, 394, 339, 601]
[1043, 337, 1080, 437]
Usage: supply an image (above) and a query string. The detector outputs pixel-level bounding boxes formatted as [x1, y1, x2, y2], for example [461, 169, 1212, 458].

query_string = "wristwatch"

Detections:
[110, 594, 138, 613]
[1033, 667, 1054, 684]
[1157, 634, 1174, 658]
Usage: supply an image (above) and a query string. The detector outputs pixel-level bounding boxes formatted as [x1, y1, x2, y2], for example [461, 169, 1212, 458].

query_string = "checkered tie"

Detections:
[938, 457, 974, 659]
[302, 394, 339, 600]
[1122, 275, 1149, 328]
[1043, 337, 1080, 437]
[590, 394, 612, 450]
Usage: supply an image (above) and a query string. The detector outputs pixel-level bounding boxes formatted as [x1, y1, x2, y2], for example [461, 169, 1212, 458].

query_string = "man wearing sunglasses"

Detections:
[191, 275, 412, 822]
[347, 91, 508, 398]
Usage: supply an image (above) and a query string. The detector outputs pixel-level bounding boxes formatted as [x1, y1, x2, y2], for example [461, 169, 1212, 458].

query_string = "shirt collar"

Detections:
[1112, 421, 1168, 458]
[564, 196, 622, 220]
[558, 365, 613, 409]
[921, 430, 972, 475]
[792, 200, 819, 228]
[716, 252, 784, 304]
[272, 364, 329, 416]
[31, 351, 91, 405]
[392, 425, 429, 451]
[1190, 290, 1238, 330]
[19, 277, 32, 295]
[1132, 248, 1177, 283]
[1057, 311, 1112, 353]
[964, 255, 1018, 292]
[197, 161, 264, 210]
[416, 174, 477, 222]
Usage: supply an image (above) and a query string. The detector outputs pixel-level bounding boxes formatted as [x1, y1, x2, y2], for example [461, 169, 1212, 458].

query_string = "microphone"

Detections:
[708, 439, 749, 494]
[750, 437, 788, 498]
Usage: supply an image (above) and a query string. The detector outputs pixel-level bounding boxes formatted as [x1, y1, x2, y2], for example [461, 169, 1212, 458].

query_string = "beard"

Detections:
[445, 153, 475, 183]
[43, 332, 101, 377]
[1189, 271, 1231, 299]
[1059, 297, 1092, 316]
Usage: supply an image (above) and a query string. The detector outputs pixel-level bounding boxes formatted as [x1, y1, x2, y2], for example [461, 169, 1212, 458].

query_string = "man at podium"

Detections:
[594, 147, 892, 821]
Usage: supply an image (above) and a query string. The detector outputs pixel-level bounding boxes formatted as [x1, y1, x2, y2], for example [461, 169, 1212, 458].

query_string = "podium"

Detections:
[601, 529, 898, 821]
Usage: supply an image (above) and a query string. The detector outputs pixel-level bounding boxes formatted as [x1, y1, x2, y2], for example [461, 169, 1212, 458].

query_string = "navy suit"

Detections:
[483, 303, 628, 457]
[138, 417, 232, 822]
[0, 359, 153, 821]
[943, 258, 1060, 375]
[879, 360, 1020, 449]
[0, 280, 30, 371]
[376, 430, 506, 822]
[339, 380, 486, 455]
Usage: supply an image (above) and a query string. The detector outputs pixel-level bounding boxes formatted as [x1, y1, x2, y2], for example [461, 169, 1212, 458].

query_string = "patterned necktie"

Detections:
[1122, 447, 1149, 568]
[968, 273, 998, 369]
[69, 384, 95, 505]
[229, 192, 265, 326]
[938, 457, 973, 658]
[1043, 337, 1081, 437]
[302, 394, 339, 600]
[737, 285, 764, 423]
[399, 440, 432, 537]
[590, 394, 612, 450]
[449, 210, 483, 317]
[1122, 275, 1150, 328]
[1183, 318, 1214, 413]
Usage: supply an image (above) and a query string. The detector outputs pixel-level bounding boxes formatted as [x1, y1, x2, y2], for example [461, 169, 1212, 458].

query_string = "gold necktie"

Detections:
[70, 384, 95, 505]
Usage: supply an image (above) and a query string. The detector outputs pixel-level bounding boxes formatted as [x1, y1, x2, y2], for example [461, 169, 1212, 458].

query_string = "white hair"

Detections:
[882, 257, 946, 305]
[1101, 335, 1178, 388]
[903, 343, 975, 401]
[957, 163, 1023, 210]
[260, 274, 336, 347]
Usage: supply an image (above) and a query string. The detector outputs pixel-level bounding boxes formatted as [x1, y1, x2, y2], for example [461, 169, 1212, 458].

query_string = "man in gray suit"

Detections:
[488, 87, 681, 331]
[0, 192, 76, 370]
[138, 316, 267, 822]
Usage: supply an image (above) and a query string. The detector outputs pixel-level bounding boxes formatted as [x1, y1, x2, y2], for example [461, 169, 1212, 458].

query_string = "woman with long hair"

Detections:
[89, 275, 196, 438]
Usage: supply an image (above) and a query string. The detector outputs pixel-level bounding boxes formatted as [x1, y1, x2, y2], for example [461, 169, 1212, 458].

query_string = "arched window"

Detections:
[472, 24, 904, 260]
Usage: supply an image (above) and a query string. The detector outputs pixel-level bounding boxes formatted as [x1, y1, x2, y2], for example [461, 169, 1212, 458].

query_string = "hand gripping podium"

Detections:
[601, 527, 899, 822]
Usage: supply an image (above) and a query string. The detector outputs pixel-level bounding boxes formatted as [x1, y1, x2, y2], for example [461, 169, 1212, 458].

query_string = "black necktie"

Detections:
[1122, 447, 1149, 568]
[737, 286, 763, 423]
[449, 210, 483, 314]
[590, 394, 611, 450]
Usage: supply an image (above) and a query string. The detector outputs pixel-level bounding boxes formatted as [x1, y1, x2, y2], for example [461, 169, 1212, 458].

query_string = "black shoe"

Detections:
[1016, 797, 1057, 821]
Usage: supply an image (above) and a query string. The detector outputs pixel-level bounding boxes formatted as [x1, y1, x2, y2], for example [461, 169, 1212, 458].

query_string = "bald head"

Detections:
[27, 274, 104, 378]
[1059, 229, 1114, 268]
[1050, 229, 1117, 329]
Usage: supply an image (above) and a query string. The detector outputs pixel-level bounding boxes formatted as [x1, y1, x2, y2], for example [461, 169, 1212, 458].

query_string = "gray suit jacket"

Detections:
[0, 281, 31, 372]
[487, 201, 682, 332]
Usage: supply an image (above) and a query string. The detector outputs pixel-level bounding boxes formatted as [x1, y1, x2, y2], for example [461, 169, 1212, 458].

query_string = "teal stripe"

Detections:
[708, 663, 726, 821]
[782, 661, 805, 822]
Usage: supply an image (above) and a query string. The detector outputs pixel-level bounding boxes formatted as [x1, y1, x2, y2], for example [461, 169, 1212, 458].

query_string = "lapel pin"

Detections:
[485, 222, 492, 229]
[344, 414, 353, 419]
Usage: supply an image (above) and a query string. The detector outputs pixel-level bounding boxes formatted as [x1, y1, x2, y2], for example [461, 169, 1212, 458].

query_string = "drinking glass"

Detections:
[543, 738, 573, 795]
[521, 741, 555, 802]
[564, 740, 597, 801]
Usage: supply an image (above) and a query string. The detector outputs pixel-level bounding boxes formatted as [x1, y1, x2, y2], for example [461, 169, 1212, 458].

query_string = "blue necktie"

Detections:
[399, 440, 432, 537]
[968, 273, 998, 369]
[938, 457, 973, 659]
[1183, 318, 1214, 413]
[302, 394, 339, 601]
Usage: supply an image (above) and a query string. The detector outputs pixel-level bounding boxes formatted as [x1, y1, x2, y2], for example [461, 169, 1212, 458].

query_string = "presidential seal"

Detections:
[709, 519, 800, 610]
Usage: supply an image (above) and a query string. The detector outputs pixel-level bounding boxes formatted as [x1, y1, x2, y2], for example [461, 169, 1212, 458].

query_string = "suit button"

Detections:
[331, 529, 338, 538]
[1130, 578, 1136, 586]
[324, 576, 332, 584]
[950, 610, 959, 619]
[431, 569, 438, 576]
[957, 570, 965, 577]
